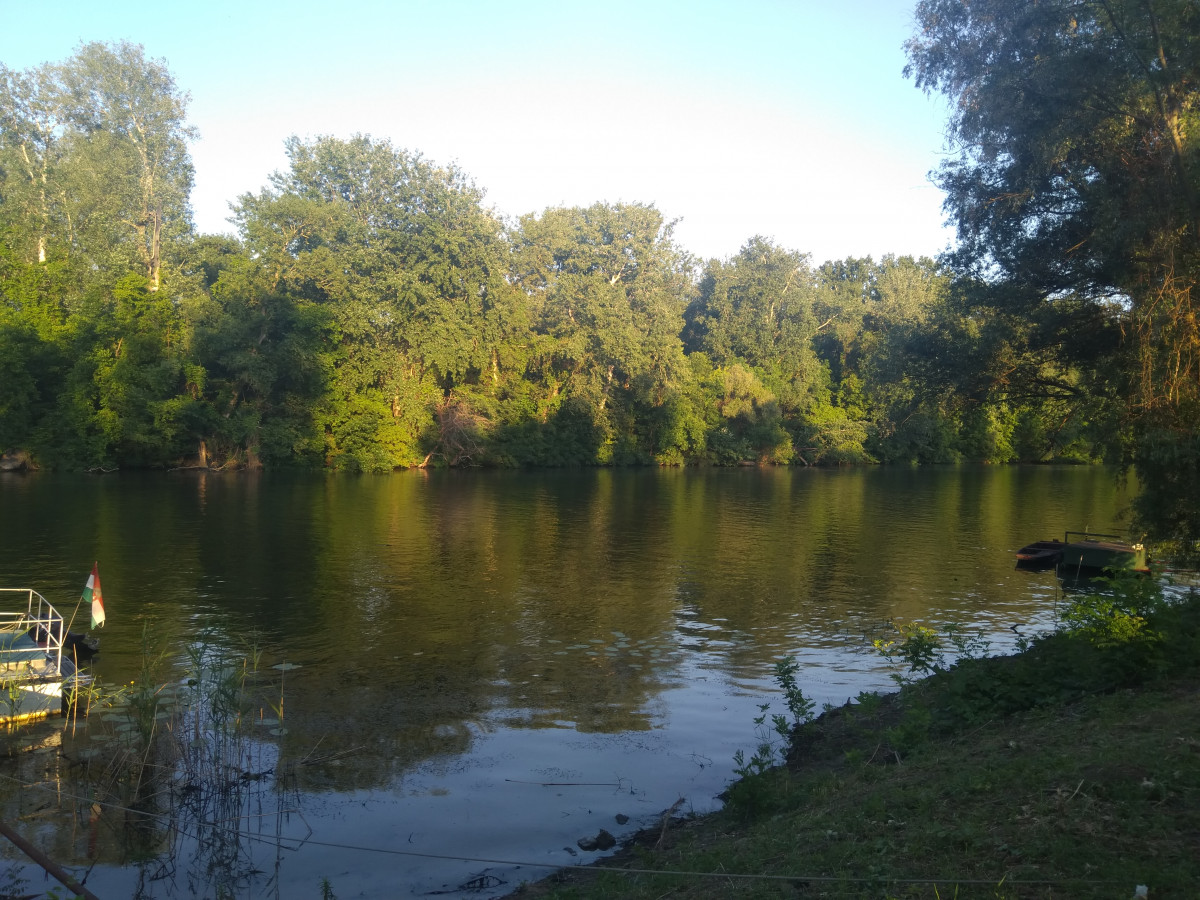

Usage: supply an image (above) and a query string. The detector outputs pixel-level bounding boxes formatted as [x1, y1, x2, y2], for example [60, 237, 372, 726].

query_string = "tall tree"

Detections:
[1, 44, 199, 469]
[233, 135, 526, 470]
[907, 0, 1200, 538]
[687, 238, 848, 461]
[0, 63, 69, 266]
[815, 256, 948, 462]
[513, 202, 693, 463]
[58, 41, 196, 291]
[174, 234, 332, 469]
[687, 237, 823, 389]
[0, 43, 195, 290]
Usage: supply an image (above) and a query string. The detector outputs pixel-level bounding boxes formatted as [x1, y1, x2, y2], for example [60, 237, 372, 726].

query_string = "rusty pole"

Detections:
[0, 818, 101, 900]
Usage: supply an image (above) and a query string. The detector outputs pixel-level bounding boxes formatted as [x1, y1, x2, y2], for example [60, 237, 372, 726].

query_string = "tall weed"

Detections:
[728, 656, 816, 816]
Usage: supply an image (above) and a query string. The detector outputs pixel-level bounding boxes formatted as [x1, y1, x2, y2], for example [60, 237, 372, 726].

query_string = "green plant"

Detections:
[874, 622, 946, 684]
[855, 690, 883, 713]
[2, 678, 25, 720]
[734, 656, 819, 774]
[941, 623, 990, 659]
[728, 702, 785, 818]
[883, 701, 933, 753]
[732, 703, 778, 780]
[56, 629, 294, 898]
[874, 621, 994, 687]
[1059, 571, 1167, 648]
[0, 863, 26, 898]
[729, 656, 818, 817]
[772, 655, 815, 728]
[128, 623, 171, 746]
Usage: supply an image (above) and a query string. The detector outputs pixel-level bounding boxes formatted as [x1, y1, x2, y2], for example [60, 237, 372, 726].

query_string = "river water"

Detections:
[0, 466, 1136, 897]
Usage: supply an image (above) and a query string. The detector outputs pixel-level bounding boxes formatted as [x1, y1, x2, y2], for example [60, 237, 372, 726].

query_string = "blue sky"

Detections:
[2, 0, 956, 264]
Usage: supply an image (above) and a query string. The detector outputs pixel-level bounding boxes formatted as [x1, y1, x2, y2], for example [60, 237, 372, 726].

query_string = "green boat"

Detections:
[1055, 531, 1150, 578]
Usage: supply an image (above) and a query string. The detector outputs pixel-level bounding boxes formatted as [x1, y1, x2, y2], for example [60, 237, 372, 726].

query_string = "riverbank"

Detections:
[508, 585, 1200, 898]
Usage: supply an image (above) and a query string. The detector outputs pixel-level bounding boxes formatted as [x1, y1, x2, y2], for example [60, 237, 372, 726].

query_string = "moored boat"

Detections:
[1055, 531, 1150, 578]
[0, 589, 90, 723]
[1015, 539, 1064, 569]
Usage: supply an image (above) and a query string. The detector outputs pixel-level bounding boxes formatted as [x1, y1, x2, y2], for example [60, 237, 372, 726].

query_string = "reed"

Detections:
[59, 630, 298, 894]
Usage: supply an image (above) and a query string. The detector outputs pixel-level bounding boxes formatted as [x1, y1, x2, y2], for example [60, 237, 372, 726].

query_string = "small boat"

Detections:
[1015, 539, 1064, 569]
[0, 589, 91, 723]
[1055, 531, 1150, 578]
[33, 622, 99, 663]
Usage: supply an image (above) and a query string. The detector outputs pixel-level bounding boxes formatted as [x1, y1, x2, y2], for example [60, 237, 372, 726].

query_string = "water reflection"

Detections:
[0, 466, 1136, 896]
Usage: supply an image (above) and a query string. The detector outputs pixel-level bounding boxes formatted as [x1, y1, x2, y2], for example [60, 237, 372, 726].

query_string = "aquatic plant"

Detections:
[56, 630, 299, 896]
[1, 679, 27, 722]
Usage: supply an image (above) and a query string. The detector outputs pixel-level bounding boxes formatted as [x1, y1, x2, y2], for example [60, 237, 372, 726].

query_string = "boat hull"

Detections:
[1015, 539, 1064, 570]
[1, 679, 64, 723]
[1056, 534, 1149, 578]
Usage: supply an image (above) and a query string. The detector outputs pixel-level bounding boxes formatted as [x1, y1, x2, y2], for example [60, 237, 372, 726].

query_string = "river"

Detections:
[0, 466, 1136, 897]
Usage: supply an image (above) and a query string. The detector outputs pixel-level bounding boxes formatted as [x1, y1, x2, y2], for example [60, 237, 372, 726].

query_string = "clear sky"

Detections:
[1, 0, 956, 265]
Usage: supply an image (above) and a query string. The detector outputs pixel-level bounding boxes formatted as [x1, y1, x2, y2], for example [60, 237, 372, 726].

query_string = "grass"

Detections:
[509, 582, 1200, 899]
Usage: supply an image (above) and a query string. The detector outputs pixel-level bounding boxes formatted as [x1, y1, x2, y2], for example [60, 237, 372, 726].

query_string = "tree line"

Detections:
[3, 33, 1187, 537]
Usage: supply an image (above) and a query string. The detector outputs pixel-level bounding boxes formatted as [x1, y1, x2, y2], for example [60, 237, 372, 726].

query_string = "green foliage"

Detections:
[773, 655, 815, 726]
[1059, 571, 1166, 649]
[1132, 426, 1200, 542]
[864, 578, 1200, 741]
[907, 0, 1200, 539]
[727, 656, 816, 818]
[0, 865, 26, 900]
[1, 42, 194, 290]
[0, 42, 1151, 474]
[686, 237, 822, 394]
[873, 622, 946, 684]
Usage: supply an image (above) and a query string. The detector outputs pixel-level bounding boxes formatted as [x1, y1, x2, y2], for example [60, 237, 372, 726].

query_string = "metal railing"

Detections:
[1063, 531, 1145, 552]
[1064, 530, 1123, 543]
[0, 589, 65, 679]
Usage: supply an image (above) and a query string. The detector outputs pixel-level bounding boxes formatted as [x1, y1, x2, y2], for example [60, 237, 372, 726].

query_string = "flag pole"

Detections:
[63, 561, 94, 636]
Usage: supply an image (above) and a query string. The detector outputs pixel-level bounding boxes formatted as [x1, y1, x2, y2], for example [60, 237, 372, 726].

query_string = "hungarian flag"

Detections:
[83, 563, 105, 629]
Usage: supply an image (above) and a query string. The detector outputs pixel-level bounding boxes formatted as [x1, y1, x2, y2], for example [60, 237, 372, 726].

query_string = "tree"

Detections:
[59, 41, 196, 292]
[512, 202, 693, 463]
[0, 63, 69, 266]
[176, 235, 332, 468]
[907, 0, 1200, 537]
[233, 135, 527, 470]
[687, 238, 824, 391]
[686, 240, 878, 462]
[0, 43, 201, 470]
[0, 42, 195, 291]
[814, 256, 946, 463]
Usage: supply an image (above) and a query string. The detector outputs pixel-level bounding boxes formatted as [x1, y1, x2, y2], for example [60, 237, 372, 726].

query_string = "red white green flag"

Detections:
[83, 563, 105, 629]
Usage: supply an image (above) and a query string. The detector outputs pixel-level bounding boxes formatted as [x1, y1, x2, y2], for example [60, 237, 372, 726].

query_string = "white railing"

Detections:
[0, 588, 65, 679]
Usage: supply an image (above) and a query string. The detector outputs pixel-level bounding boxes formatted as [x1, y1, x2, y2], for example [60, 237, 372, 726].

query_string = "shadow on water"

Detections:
[0, 465, 1139, 896]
